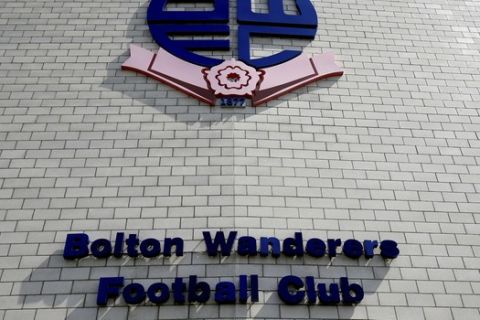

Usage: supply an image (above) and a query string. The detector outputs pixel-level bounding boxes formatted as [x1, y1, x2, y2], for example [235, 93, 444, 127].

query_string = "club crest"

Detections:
[122, 0, 343, 106]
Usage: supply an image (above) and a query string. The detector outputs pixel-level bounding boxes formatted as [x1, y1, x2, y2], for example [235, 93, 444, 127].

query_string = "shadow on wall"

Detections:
[99, 1, 342, 123]
[16, 244, 395, 320]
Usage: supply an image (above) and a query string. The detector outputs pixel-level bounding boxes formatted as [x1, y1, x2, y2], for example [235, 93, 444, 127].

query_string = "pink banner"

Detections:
[122, 45, 343, 106]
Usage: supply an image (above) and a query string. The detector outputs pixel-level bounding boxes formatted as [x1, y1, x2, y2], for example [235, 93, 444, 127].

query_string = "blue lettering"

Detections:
[305, 238, 326, 257]
[148, 0, 229, 67]
[202, 231, 237, 256]
[123, 283, 146, 304]
[342, 239, 363, 259]
[305, 276, 316, 303]
[318, 283, 340, 305]
[239, 274, 259, 303]
[63, 233, 89, 260]
[237, 0, 318, 67]
[363, 240, 378, 259]
[237, 236, 257, 256]
[113, 232, 124, 257]
[172, 277, 187, 303]
[215, 281, 236, 304]
[97, 277, 124, 305]
[282, 232, 304, 257]
[188, 276, 211, 303]
[147, 282, 170, 304]
[163, 237, 184, 256]
[139, 238, 161, 258]
[277, 275, 305, 304]
[327, 238, 341, 258]
[147, 0, 318, 68]
[91, 238, 112, 258]
[340, 277, 364, 304]
[380, 240, 400, 259]
[126, 234, 139, 257]
[259, 236, 281, 257]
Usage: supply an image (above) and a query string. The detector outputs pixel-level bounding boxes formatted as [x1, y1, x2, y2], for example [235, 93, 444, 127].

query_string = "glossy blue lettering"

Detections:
[305, 238, 326, 257]
[172, 277, 187, 303]
[215, 282, 236, 304]
[147, 0, 229, 67]
[282, 232, 304, 257]
[123, 283, 146, 304]
[147, 0, 318, 68]
[342, 239, 363, 259]
[63, 233, 89, 260]
[188, 276, 211, 303]
[139, 238, 161, 258]
[340, 277, 364, 304]
[380, 240, 400, 259]
[363, 240, 378, 259]
[259, 236, 281, 257]
[237, 236, 257, 256]
[97, 277, 124, 305]
[237, 0, 317, 67]
[327, 238, 342, 258]
[317, 283, 340, 304]
[239, 274, 259, 303]
[147, 282, 170, 304]
[277, 275, 305, 304]
[91, 238, 112, 258]
[163, 237, 184, 256]
[202, 231, 237, 256]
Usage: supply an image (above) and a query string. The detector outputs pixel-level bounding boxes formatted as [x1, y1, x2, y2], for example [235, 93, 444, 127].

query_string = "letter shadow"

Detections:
[16, 244, 394, 319]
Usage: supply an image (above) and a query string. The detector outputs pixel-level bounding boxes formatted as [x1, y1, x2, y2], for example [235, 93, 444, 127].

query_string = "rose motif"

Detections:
[227, 72, 241, 82]
[204, 59, 263, 97]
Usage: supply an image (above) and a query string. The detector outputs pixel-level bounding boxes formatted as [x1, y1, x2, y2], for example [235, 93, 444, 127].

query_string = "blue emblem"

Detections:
[147, 0, 318, 68]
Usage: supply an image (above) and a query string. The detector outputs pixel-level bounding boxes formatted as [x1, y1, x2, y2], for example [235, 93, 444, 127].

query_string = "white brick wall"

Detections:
[1, 0, 480, 319]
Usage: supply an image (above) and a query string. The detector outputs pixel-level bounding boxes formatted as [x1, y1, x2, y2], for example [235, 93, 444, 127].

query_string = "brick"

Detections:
[0, 0, 479, 319]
